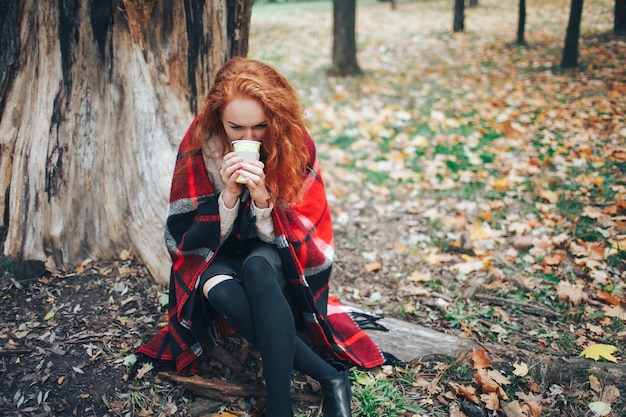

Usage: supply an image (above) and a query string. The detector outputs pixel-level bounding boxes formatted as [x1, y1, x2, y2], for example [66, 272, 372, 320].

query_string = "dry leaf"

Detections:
[449, 402, 469, 417]
[481, 392, 500, 410]
[406, 270, 433, 282]
[501, 400, 526, 417]
[588, 375, 602, 392]
[556, 281, 588, 304]
[471, 348, 491, 370]
[457, 384, 480, 404]
[539, 189, 559, 204]
[487, 369, 511, 387]
[136, 362, 153, 379]
[600, 385, 620, 404]
[602, 304, 626, 320]
[474, 369, 500, 393]
[596, 291, 620, 306]
[364, 262, 382, 272]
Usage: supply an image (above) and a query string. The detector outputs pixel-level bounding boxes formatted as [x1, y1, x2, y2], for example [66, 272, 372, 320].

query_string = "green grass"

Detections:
[350, 370, 410, 417]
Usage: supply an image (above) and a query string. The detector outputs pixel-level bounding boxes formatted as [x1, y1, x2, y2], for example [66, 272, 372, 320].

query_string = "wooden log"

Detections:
[363, 317, 479, 362]
[158, 372, 321, 403]
[530, 356, 626, 391]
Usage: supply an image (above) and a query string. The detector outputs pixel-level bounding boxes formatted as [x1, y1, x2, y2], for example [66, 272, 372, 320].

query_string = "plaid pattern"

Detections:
[136, 117, 385, 374]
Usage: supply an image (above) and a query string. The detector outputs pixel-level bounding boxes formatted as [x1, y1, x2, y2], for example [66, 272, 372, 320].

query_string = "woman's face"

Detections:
[221, 97, 268, 142]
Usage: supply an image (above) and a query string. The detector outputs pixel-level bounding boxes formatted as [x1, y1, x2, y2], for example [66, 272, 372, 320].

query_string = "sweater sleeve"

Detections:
[252, 202, 275, 243]
[218, 192, 240, 242]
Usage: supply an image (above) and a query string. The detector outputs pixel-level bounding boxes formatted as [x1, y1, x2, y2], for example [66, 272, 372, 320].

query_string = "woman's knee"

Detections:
[242, 255, 284, 290]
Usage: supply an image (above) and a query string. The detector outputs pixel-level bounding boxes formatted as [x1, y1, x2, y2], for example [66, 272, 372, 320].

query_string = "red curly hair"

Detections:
[191, 57, 309, 206]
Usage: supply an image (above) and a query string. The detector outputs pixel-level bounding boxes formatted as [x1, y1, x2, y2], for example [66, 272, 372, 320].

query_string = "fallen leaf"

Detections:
[600, 385, 620, 404]
[539, 189, 559, 204]
[556, 281, 588, 304]
[487, 369, 511, 387]
[406, 270, 433, 282]
[44, 311, 55, 321]
[364, 262, 382, 272]
[136, 362, 153, 380]
[512, 362, 528, 377]
[502, 400, 527, 417]
[579, 344, 618, 362]
[588, 401, 611, 416]
[471, 348, 491, 370]
[596, 291, 620, 306]
[457, 384, 480, 404]
[481, 391, 500, 410]
[119, 249, 131, 260]
[603, 304, 626, 320]
[588, 375, 602, 392]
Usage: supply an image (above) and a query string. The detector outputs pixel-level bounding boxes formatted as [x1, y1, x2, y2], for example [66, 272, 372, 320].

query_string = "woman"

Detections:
[136, 57, 386, 417]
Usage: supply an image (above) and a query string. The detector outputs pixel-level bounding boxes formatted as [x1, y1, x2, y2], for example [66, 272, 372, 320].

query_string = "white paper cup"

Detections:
[232, 140, 261, 184]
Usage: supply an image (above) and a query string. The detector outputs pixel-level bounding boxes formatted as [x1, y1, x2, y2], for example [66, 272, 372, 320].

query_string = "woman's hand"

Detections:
[241, 160, 271, 209]
[220, 152, 271, 209]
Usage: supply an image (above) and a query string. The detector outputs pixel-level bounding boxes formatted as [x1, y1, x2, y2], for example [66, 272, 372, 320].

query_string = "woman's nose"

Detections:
[242, 128, 254, 140]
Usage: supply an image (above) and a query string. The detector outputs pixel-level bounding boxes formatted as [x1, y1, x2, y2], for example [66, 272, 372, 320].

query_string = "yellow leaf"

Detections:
[493, 178, 510, 192]
[512, 362, 528, 377]
[44, 311, 55, 321]
[579, 344, 618, 363]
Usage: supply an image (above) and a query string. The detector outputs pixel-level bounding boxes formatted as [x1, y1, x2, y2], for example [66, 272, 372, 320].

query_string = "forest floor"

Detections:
[1, 0, 625, 416]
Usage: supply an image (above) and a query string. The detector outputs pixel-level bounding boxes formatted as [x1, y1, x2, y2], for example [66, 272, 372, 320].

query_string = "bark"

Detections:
[329, 0, 361, 77]
[454, 0, 465, 33]
[616, 0, 626, 33]
[0, 0, 252, 284]
[363, 316, 479, 362]
[531, 357, 626, 391]
[561, 0, 585, 69]
[468, 0, 479, 7]
[517, 0, 527, 45]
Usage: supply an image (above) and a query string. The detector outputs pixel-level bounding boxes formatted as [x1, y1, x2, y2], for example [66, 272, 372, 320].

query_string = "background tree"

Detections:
[330, 0, 361, 76]
[561, 0, 584, 68]
[0, 0, 252, 284]
[616, 0, 626, 33]
[517, 0, 527, 44]
[468, 0, 479, 7]
[454, 0, 465, 32]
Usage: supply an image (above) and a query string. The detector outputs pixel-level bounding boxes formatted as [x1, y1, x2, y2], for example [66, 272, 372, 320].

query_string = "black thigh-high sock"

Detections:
[206, 279, 338, 382]
[240, 255, 295, 417]
[206, 280, 340, 416]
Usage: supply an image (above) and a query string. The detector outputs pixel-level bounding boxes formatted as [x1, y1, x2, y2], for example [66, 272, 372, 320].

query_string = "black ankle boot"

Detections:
[318, 369, 352, 417]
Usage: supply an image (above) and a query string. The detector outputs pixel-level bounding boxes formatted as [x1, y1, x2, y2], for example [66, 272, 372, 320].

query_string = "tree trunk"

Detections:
[0, 0, 252, 284]
[329, 0, 361, 77]
[616, 0, 626, 33]
[561, 0, 585, 69]
[468, 0, 479, 7]
[453, 0, 465, 33]
[517, 0, 527, 45]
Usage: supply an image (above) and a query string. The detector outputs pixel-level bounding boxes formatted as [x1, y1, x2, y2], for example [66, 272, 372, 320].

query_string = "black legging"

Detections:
[206, 253, 338, 417]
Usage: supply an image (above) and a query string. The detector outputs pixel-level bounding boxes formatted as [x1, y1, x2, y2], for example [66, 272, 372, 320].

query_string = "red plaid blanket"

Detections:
[136, 117, 385, 374]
